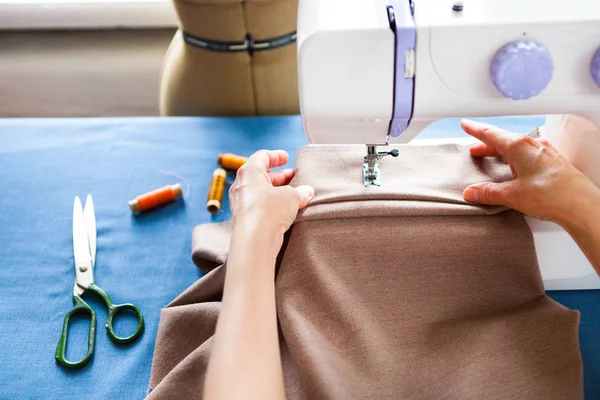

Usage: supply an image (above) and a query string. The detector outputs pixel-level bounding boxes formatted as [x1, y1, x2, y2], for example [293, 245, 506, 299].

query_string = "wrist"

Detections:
[233, 213, 286, 243]
[230, 219, 284, 260]
[557, 183, 600, 238]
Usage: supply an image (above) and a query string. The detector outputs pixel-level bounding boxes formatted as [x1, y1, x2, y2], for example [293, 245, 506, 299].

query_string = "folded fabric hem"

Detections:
[296, 199, 510, 223]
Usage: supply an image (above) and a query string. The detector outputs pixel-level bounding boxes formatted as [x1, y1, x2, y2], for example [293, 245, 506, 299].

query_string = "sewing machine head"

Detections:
[297, 0, 600, 186]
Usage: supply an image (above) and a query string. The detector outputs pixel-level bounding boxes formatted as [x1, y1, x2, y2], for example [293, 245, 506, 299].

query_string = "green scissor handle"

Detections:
[55, 294, 96, 369]
[55, 283, 144, 369]
[101, 287, 145, 345]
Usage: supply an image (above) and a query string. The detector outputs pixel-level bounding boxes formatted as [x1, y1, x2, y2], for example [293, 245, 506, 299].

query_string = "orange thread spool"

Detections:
[207, 168, 227, 214]
[218, 153, 248, 171]
[129, 183, 183, 213]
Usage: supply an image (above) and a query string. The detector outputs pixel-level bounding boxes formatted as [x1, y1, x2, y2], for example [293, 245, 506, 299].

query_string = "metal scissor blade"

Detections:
[73, 196, 94, 291]
[83, 194, 96, 267]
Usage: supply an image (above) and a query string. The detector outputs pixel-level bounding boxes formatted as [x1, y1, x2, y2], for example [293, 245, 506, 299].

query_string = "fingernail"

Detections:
[298, 185, 315, 199]
[465, 187, 479, 202]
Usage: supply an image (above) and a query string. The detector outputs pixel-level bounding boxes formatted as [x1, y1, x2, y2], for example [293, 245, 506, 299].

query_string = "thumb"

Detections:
[463, 182, 512, 206]
[293, 185, 315, 209]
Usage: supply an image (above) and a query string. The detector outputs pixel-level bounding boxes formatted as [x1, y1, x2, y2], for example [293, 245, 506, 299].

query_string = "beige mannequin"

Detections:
[159, 0, 299, 116]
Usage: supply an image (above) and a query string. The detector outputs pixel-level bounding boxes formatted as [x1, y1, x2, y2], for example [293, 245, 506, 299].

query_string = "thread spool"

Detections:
[207, 168, 227, 214]
[218, 153, 248, 171]
[129, 183, 183, 213]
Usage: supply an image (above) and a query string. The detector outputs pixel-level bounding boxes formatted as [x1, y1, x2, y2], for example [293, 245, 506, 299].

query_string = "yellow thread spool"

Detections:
[207, 168, 227, 214]
[218, 153, 248, 171]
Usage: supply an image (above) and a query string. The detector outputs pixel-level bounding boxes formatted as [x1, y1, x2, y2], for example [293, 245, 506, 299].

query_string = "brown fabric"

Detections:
[148, 144, 583, 399]
[159, 0, 299, 117]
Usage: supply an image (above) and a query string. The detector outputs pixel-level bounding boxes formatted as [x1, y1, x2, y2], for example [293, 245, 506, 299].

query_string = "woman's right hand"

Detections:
[460, 119, 600, 230]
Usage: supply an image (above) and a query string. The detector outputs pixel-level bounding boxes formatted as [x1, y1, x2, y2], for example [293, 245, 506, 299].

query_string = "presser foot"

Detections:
[363, 145, 399, 187]
[363, 163, 381, 186]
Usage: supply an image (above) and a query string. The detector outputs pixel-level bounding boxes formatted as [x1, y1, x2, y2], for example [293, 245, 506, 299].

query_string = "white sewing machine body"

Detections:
[297, 0, 600, 290]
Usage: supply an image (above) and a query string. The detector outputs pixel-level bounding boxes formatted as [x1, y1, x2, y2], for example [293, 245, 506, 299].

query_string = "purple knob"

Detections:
[591, 47, 600, 88]
[490, 40, 553, 100]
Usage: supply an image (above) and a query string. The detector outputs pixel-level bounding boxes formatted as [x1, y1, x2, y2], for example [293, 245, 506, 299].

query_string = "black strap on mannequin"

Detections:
[182, 31, 297, 55]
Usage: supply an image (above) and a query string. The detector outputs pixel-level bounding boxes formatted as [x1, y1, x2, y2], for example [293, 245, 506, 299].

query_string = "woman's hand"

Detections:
[206, 150, 312, 400]
[461, 119, 600, 230]
[229, 149, 314, 237]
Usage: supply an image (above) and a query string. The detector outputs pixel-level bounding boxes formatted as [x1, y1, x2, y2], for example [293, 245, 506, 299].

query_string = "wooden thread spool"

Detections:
[218, 153, 248, 171]
[129, 183, 183, 213]
[207, 168, 227, 214]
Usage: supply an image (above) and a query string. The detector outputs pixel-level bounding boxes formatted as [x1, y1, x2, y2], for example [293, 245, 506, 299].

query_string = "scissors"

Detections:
[55, 195, 144, 369]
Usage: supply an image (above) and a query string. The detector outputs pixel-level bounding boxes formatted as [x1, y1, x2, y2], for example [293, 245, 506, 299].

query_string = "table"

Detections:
[0, 116, 598, 399]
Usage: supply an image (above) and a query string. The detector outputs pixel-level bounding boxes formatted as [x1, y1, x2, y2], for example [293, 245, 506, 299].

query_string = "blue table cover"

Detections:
[0, 116, 598, 399]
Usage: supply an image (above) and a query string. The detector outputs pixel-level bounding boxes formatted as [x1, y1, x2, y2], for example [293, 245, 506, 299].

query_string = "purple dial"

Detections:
[490, 40, 553, 100]
[591, 47, 600, 88]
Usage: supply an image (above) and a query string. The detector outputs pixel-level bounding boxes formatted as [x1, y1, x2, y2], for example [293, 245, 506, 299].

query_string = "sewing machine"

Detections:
[296, 0, 600, 290]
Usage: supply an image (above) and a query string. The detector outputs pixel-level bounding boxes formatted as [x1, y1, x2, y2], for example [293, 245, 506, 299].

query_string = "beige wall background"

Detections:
[0, 28, 175, 118]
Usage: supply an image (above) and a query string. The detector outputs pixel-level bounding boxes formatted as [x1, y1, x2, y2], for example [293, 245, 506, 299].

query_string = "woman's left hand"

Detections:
[460, 119, 600, 228]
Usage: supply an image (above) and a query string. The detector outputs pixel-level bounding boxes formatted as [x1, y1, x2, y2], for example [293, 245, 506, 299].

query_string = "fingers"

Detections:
[461, 120, 519, 156]
[463, 181, 516, 207]
[268, 169, 295, 187]
[247, 149, 289, 172]
[293, 185, 315, 209]
[469, 142, 502, 158]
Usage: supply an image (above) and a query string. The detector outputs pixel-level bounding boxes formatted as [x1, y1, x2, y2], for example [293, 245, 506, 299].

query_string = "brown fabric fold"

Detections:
[147, 144, 583, 399]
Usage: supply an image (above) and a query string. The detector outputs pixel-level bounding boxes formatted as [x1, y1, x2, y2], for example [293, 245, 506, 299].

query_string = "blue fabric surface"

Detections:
[0, 115, 598, 399]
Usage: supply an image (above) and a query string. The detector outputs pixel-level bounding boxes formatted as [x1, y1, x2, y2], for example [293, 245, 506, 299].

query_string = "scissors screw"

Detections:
[79, 266, 88, 272]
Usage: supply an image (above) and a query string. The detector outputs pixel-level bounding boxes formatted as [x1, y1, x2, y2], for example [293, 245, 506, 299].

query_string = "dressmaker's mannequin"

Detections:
[160, 0, 299, 116]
